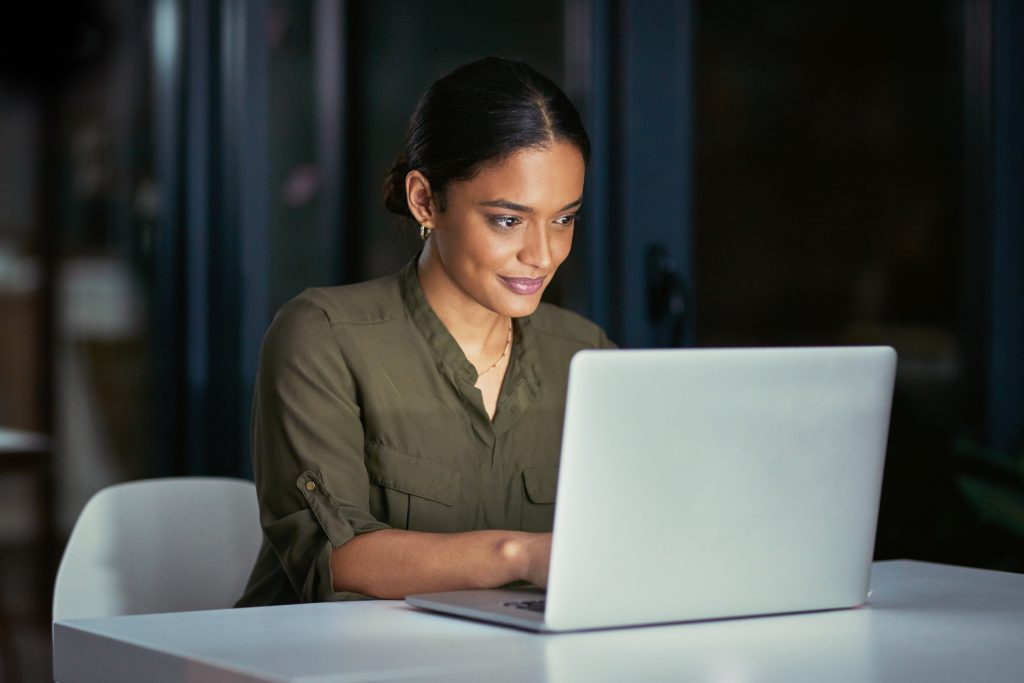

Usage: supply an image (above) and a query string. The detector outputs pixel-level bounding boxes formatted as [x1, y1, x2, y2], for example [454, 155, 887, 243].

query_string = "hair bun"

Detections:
[383, 154, 413, 218]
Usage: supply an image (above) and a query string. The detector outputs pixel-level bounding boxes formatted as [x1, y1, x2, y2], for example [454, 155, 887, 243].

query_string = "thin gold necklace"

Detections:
[477, 317, 512, 378]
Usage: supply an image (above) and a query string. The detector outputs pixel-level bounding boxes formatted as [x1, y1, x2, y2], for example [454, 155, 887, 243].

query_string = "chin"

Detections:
[481, 280, 554, 318]
[503, 296, 545, 319]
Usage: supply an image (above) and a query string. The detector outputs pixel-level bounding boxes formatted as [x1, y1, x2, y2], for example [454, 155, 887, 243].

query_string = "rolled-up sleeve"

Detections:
[251, 297, 389, 602]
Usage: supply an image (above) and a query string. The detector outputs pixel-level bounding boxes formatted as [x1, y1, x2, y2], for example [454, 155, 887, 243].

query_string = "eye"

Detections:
[489, 215, 522, 231]
[554, 213, 578, 227]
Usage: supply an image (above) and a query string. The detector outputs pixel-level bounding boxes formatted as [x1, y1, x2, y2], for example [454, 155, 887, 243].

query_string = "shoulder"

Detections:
[276, 271, 404, 334]
[261, 271, 404, 360]
[526, 303, 615, 349]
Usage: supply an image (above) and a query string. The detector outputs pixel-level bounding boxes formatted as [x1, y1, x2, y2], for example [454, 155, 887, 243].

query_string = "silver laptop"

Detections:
[406, 346, 897, 632]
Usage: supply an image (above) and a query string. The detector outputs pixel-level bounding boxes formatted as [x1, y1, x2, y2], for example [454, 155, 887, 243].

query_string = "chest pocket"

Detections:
[365, 442, 461, 532]
[521, 466, 559, 532]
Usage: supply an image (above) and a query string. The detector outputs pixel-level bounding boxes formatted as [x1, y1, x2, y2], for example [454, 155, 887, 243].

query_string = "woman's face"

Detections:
[422, 141, 585, 320]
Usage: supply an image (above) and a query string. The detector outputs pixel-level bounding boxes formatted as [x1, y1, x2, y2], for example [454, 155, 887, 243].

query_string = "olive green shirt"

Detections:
[236, 259, 615, 606]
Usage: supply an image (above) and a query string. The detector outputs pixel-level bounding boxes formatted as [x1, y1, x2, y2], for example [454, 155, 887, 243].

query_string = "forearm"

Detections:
[329, 528, 546, 598]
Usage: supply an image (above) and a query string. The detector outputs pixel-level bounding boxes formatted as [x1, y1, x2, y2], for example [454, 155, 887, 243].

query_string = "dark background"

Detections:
[0, 1, 1021, 680]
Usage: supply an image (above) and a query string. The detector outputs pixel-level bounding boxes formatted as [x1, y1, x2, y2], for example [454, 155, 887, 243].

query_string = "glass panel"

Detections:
[266, 0, 339, 309]
[0, 92, 43, 431]
[695, 1, 969, 563]
[51, 3, 154, 524]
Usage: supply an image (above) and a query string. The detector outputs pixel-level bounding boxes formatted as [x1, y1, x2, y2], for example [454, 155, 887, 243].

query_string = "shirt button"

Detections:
[305, 481, 316, 492]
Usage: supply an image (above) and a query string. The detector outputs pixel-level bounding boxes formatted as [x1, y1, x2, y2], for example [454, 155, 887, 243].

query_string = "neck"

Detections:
[417, 244, 510, 359]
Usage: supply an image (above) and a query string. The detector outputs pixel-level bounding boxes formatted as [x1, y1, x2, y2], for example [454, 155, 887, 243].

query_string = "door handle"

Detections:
[645, 243, 689, 347]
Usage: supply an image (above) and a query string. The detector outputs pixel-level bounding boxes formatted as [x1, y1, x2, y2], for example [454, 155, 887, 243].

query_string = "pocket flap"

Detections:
[522, 467, 559, 504]
[365, 442, 460, 506]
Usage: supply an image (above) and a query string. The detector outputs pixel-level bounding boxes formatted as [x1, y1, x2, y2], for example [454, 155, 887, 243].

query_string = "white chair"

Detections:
[53, 477, 263, 621]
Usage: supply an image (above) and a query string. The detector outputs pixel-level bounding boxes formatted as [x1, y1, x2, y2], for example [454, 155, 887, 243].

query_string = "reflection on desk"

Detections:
[53, 561, 1024, 683]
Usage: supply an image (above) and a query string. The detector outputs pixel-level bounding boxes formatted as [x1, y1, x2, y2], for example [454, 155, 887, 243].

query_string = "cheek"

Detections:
[468, 232, 518, 267]
[441, 221, 499, 267]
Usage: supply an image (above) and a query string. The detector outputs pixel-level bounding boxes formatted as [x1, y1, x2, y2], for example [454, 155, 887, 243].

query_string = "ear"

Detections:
[406, 170, 438, 226]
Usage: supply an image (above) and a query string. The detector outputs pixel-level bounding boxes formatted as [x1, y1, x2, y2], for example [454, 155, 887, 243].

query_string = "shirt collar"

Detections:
[399, 257, 543, 425]
[399, 257, 477, 383]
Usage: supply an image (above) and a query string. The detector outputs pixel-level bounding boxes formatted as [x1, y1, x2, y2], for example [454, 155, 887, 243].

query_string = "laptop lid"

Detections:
[542, 346, 896, 631]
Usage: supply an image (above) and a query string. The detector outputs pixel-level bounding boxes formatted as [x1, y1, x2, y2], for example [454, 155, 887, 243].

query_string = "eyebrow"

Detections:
[478, 197, 584, 213]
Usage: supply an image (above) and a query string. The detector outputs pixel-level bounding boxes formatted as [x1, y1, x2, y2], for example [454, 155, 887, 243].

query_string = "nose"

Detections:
[518, 223, 554, 271]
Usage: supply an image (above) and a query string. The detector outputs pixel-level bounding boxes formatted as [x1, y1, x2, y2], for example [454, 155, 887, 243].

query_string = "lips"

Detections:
[498, 275, 546, 295]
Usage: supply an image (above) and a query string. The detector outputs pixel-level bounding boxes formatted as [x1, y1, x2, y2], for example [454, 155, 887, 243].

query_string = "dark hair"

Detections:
[383, 57, 591, 218]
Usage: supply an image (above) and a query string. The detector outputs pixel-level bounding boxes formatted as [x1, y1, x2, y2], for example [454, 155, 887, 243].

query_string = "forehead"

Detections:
[450, 142, 585, 207]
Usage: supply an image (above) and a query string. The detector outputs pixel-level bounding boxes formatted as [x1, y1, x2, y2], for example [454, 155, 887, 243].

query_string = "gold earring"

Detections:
[419, 224, 432, 241]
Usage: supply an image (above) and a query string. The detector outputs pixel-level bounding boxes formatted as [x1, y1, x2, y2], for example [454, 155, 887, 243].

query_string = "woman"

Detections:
[237, 57, 615, 606]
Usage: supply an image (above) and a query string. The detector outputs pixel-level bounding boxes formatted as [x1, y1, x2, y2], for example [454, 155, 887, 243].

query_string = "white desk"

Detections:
[53, 560, 1024, 682]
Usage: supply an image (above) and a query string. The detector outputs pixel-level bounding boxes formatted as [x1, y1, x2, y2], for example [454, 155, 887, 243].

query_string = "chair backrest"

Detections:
[53, 477, 263, 621]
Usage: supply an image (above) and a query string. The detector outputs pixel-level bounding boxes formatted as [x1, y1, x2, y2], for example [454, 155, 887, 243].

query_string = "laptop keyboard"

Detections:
[504, 599, 546, 613]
